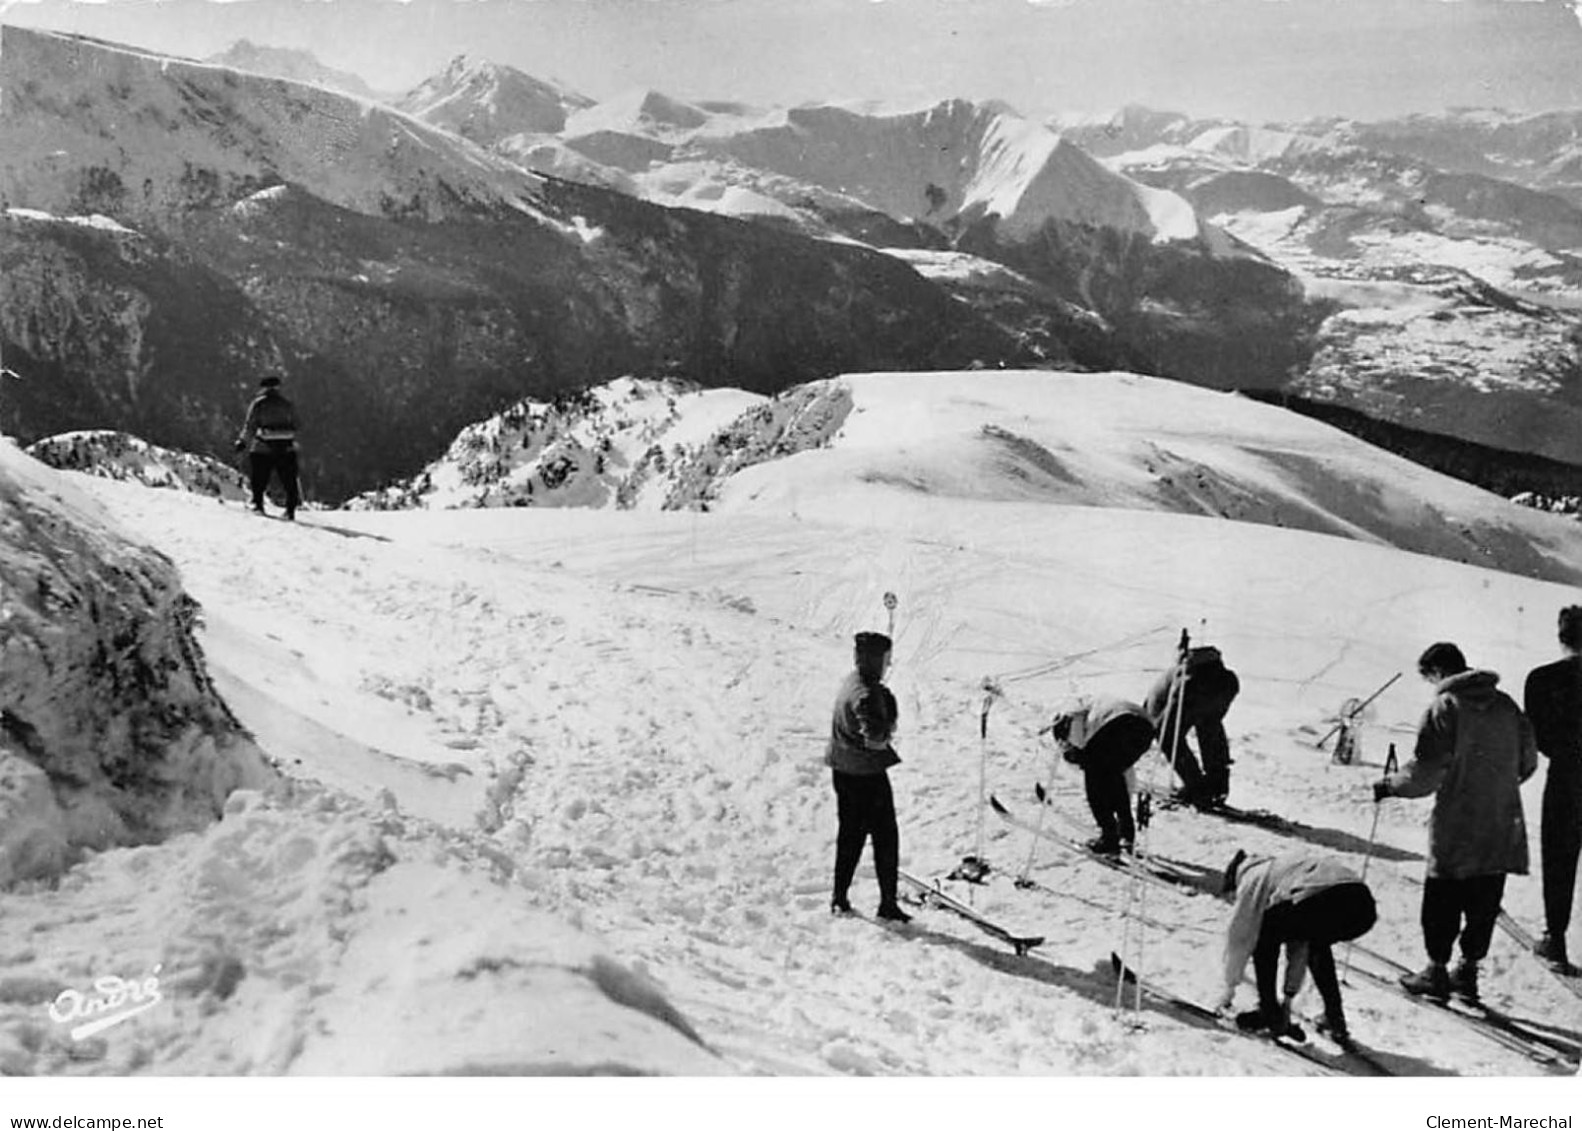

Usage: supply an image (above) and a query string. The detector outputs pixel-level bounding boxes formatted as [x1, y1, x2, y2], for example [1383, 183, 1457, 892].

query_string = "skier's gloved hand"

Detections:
[1372, 780, 1392, 803]
[233, 439, 245, 452]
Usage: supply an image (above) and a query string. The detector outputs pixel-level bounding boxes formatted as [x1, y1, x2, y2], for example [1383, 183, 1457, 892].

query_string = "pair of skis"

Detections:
[896, 869, 1044, 956]
[1108, 953, 1393, 1077]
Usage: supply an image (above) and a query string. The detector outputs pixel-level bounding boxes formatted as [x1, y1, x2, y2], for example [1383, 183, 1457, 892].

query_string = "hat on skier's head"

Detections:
[1221, 848, 1249, 896]
[259, 376, 282, 388]
[854, 631, 892, 656]
[1050, 697, 1093, 747]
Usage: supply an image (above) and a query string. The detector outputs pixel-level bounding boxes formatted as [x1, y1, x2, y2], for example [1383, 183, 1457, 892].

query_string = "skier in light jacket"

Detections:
[826, 631, 910, 922]
[1050, 695, 1156, 856]
[1217, 848, 1378, 1044]
[1377, 641, 1537, 1002]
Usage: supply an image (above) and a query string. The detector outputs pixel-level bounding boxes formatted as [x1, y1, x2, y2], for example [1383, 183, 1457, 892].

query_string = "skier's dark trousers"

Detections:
[1523, 605, 1582, 972]
[1377, 641, 1536, 1001]
[1144, 646, 1240, 806]
[1219, 849, 1377, 1042]
[1051, 696, 1156, 854]
[234, 375, 301, 518]
[826, 632, 909, 921]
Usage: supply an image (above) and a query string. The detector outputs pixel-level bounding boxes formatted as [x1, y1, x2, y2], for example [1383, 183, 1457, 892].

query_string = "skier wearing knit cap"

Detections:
[1217, 848, 1378, 1044]
[233, 375, 301, 519]
[826, 631, 910, 922]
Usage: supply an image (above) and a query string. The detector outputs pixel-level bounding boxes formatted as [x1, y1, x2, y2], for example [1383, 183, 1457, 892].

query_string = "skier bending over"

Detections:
[1523, 605, 1582, 975]
[826, 631, 911, 923]
[1218, 848, 1378, 1044]
[1049, 696, 1156, 856]
[1376, 641, 1536, 1003]
[234, 375, 301, 520]
[1144, 645, 1240, 808]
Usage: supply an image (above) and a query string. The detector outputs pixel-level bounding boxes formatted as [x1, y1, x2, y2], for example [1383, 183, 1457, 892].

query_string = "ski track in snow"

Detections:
[27, 445, 1577, 1076]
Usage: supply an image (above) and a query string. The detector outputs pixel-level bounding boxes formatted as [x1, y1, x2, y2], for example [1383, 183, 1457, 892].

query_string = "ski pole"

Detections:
[1017, 780, 1055, 887]
[1343, 743, 1397, 985]
[971, 679, 1002, 896]
[1164, 630, 1191, 793]
[883, 591, 897, 639]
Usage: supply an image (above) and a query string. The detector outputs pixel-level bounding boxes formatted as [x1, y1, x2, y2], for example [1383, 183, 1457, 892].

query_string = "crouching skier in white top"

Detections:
[1217, 848, 1378, 1044]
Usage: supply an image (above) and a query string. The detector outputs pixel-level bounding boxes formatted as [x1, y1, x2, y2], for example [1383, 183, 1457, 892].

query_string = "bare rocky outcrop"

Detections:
[0, 441, 274, 886]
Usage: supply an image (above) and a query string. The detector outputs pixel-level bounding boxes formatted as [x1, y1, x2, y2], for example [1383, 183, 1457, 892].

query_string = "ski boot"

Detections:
[875, 903, 913, 924]
[1085, 835, 1124, 857]
[1448, 958, 1479, 1004]
[830, 896, 854, 917]
[1315, 1011, 1351, 1046]
[1399, 962, 1450, 1000]
[1235, 1006, 1306, 1043]
[1534, 933, 1576, 975]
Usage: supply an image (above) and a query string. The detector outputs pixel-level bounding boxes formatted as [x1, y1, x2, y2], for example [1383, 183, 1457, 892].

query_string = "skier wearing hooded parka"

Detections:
[1377, 642, 1537, 1002]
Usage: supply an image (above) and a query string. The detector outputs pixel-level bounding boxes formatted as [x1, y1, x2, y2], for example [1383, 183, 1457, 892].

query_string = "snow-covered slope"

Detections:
[347, 371, 1582, 587]
[9, 364, 1580, 1076]
[26, 431, 249, 502]
[0, 439, 272, 886]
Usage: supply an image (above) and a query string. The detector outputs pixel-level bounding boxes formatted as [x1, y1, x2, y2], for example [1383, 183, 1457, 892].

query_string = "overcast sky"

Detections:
[3, 0, 1581, 121]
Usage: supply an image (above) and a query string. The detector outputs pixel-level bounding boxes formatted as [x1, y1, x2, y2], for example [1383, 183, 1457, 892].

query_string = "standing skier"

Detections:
[1376, 642, 1537, 1002]
[1217, 847, 1378, 1043]
[1144, 645, 1240, 807]
[1049, 696, 1156, 856]
[1523, 605, 1582, 974]
[826, 631, 910, 922]
[234, 375, 301, 519]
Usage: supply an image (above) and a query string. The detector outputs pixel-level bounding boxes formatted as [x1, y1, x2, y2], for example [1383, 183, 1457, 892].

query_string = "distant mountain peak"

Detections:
[207, 38, 378, 100]
[398, 56, 593, 143]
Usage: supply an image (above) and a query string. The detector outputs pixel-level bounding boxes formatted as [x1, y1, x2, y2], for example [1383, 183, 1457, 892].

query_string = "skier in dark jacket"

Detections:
[1377, 642, 1537, 1002]
[1217, 848, 1377, 1044]
[1523, 605, 1582, 974]
[1144, 645, 1240, 807]
[1050, 696, 1156, 856]
[234, 376, 301, 519]
[826, 632, 910, 922]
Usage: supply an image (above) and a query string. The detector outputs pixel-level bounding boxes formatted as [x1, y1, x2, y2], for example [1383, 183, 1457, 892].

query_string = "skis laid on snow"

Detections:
[897, 869, 1044, 956]
[989, 795, 1214, 899]
[1106, 953, 1371, 1076]
[1493, 910, 1582, 1004]
[1155, 794, 1301, 834]
[1342, 946, 1580, 1069]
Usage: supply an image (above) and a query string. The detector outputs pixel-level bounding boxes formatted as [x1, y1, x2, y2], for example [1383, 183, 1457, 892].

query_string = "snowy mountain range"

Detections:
[5, 367, 1580, 1076]
[2, 29, 1580, 506]
[0, 28, 1020, 500]
[366, 50, 1582, 482]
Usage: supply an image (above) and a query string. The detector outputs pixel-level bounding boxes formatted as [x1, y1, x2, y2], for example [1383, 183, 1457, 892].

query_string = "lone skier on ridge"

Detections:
[826, 631, 911, 923]
[234, 375, 301, 520]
